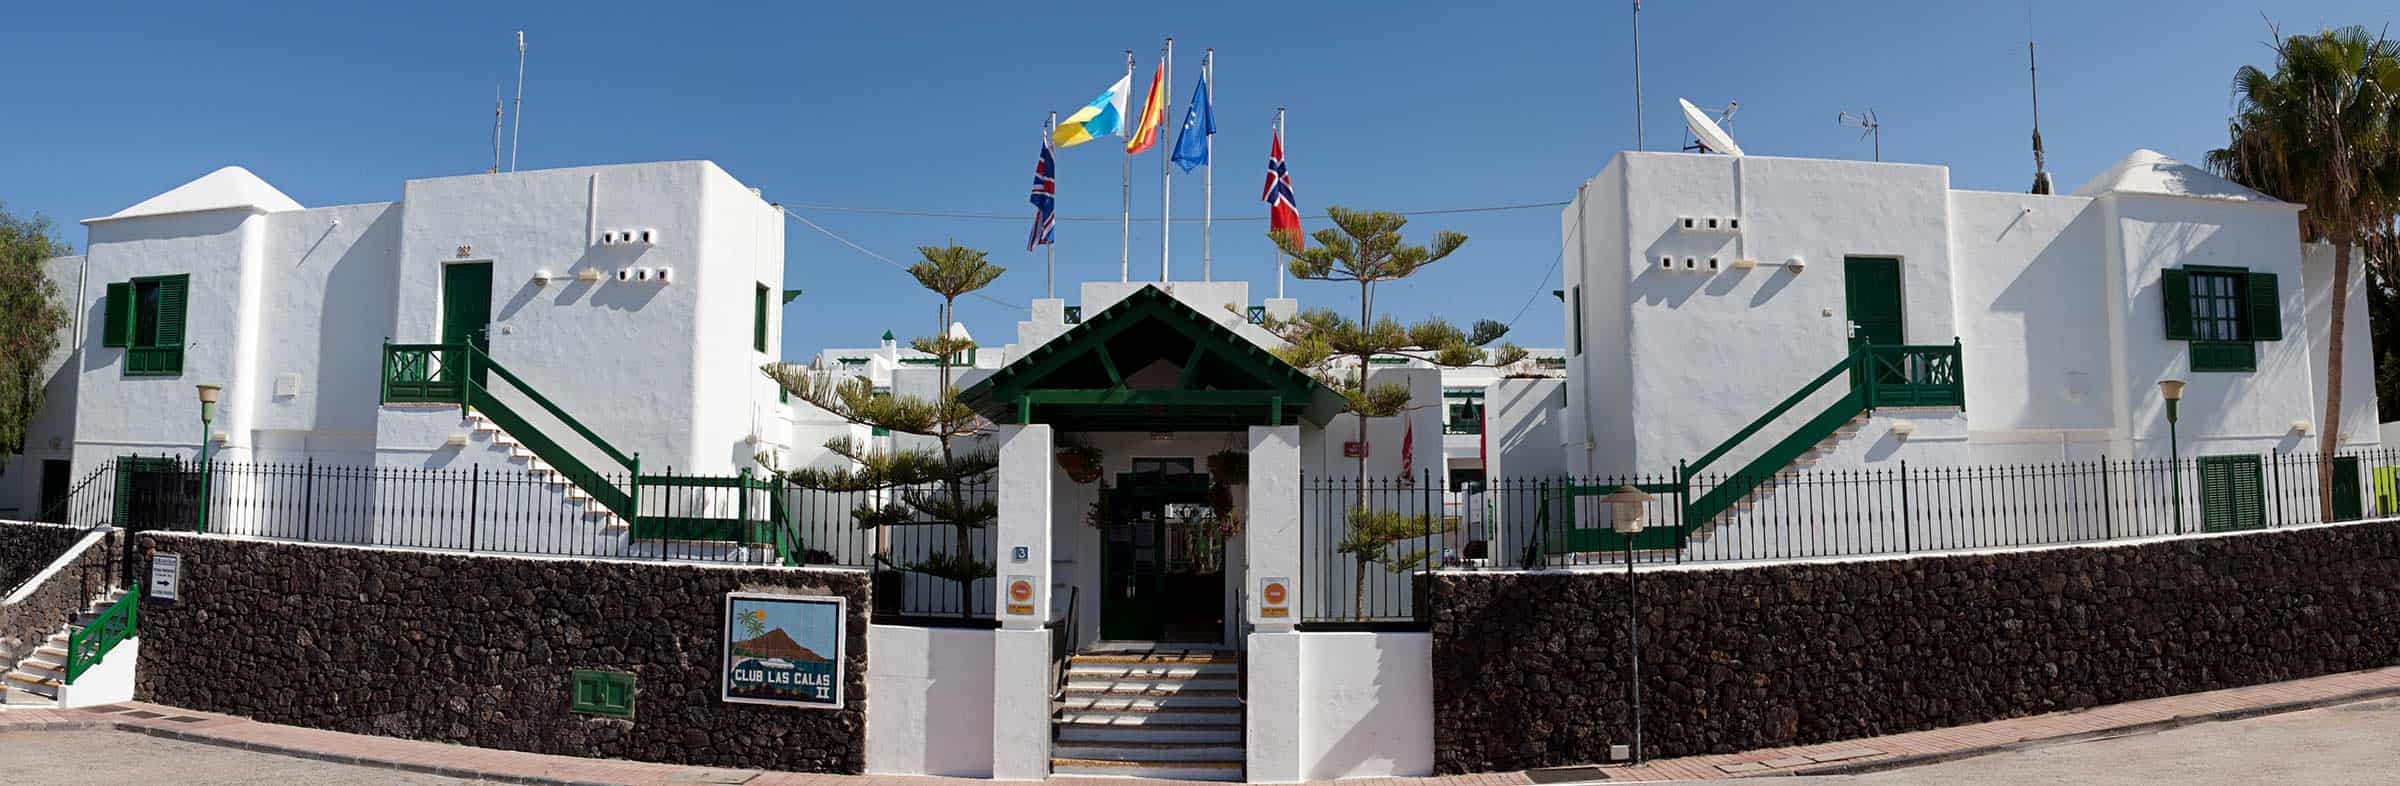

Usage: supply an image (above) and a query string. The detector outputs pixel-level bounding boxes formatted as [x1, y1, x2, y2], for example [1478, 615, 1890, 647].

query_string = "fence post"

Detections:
[1898, 460, 1912, 554]
[302, 458, 317, 542]
[2099, 455, 2114, 540]
[467, 463, 482, 553]
[738, 466, 753, 547]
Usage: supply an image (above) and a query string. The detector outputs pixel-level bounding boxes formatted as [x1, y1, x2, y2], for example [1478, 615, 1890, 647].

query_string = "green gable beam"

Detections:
[1174, 343, 1208, 390]
[1096, 340, 1126, 389]
[1023, 389, 1285, 406]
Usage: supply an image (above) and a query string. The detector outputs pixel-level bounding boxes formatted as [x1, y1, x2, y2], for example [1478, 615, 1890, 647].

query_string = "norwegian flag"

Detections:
[1262, 127, 1302, 249]
[1028, 133, 1057, 251]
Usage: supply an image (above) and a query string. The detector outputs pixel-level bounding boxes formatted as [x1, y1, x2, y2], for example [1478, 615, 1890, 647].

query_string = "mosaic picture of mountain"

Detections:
[721, 593, 844, 708]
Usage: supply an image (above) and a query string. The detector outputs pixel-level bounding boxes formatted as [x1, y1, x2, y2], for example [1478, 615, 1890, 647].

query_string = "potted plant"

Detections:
[1058, 441, 1104, 484]
[1206, 450, 1247, 484]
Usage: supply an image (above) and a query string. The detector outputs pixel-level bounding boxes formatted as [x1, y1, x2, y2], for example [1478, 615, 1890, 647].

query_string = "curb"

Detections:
[111, 722, 625, 786]
[1771, 684, 2400, 778]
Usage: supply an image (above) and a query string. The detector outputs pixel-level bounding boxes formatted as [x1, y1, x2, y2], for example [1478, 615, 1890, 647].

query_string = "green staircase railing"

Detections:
[1681, 339, 1963, 527]
[381, 341, 643, 529]
[65, 585, 138, 685]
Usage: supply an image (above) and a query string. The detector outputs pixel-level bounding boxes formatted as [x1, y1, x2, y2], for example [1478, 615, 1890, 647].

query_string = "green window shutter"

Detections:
[754, 284, 770, 353]
[2161, 268, 2194, 340]
[102, 282, 132, 347]
[570, 669, 634, 718]
[112, 459, 134, 524]
[2198, 456, 2234, 532]
[2228, 455, 2265, 529]
[2191, 340, 2256, 373]
[2245, 272, 2281, 340]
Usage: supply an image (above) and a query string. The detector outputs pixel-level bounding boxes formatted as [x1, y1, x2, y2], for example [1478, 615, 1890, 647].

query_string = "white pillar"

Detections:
[1245, 424, 1305, 782]
[992, 423, 1054, 780]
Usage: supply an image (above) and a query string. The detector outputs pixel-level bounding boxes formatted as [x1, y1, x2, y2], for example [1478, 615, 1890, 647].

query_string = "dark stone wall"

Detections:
[1427, 520, 2400, 773]
[132, 533, 870, 773]
[0, 523, 110, 666]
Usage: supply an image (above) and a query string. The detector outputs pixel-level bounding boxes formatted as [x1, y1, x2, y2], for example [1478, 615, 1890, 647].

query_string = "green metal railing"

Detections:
[380, 341, 643, 529]
[633, 468, 800, 566]
[65, 584, 138, 685]
[1681, 340, 1964, 527]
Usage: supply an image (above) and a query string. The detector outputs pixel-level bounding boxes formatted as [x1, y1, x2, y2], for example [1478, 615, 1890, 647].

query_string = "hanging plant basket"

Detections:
[1207, 450, 1248, 483]
[1058, 445, 1104, 484]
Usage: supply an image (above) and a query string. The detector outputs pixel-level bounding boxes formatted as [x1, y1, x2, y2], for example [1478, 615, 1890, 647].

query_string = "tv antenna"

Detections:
[1678, 99, 1743, 156]
[490, 84, 503, 174]
[1838, 109, 1882, 161]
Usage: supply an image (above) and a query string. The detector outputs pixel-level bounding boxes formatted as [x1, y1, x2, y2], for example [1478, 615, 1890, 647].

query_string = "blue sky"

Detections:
[3, 1, 2393, 359]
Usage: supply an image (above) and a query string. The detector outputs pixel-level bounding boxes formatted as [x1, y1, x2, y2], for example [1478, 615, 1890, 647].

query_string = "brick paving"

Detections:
[3, 665, 2398, 784]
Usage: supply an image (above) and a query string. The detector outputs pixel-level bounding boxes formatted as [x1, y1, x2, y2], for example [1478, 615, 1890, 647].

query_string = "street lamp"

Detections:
[1605, 484, 1655, 767]
[2159, 379, 2185, 535]
[195, 384, 221, 533]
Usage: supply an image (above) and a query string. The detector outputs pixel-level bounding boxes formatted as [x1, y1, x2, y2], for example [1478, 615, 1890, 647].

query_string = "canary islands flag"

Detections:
[1053, 74, 1133, 148]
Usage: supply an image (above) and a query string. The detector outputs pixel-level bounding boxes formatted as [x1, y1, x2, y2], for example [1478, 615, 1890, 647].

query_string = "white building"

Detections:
[15, 162, 798, 549]
[1558, 149, 2378, 539]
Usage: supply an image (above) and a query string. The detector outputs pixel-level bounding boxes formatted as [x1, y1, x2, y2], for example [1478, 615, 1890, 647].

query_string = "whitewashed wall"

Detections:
[865, 624, 997, 777]
[1294, 632, 1434, 781]
[0, 256, 87, 519]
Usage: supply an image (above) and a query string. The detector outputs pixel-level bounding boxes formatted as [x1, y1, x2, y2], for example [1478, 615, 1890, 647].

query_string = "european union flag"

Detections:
[1170, 72, 1214, 172]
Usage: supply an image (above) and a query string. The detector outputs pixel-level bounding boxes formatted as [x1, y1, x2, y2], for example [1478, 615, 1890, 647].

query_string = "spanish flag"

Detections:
[1124, 62, 1169, 155]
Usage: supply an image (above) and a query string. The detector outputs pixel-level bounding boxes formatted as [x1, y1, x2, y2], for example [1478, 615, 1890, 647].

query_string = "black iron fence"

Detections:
[1304, 448, 2400, 626]
[39, 457, 998, 625]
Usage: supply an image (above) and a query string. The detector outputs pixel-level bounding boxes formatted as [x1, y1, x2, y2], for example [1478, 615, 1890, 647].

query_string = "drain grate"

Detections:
[78, 705, 135, 714]
[164, 716, 208, 724]
[1526, 766, 1610, 783]
[120, 710, 165, 719]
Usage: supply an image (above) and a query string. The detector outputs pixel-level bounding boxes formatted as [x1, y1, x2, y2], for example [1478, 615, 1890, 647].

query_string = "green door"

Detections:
[1099, 459, 1222, 642]
[2331, 455, 2363, 522]
[1844, 257, 1905, 347]
[441, 262, 494, 387]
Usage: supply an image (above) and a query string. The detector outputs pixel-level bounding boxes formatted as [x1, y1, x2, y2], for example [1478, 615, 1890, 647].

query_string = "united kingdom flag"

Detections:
[1028, 134, 1057, 251]
[1262, 128, 1303, 250]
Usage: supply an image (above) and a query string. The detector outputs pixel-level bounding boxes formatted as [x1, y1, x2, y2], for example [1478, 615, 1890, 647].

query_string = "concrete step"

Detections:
[5, 671, 62, 691]
[1057, 693, 1241, 712]
[1065, 675, 1238, 694]
[1050, 758, 1243, 781]
[1055, 723, 1242, 745]
[1052, 742, 1247, 763]
[1054, 709, 1241, 727]
[3, 684, 59, 705]
[14, 657, 65, 679]
[1071, 650, 1237, 666]
[1066, 662, 1236, 679]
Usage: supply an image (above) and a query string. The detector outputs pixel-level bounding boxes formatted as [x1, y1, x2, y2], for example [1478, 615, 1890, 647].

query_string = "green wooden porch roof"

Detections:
[958, 285, 1342, 431]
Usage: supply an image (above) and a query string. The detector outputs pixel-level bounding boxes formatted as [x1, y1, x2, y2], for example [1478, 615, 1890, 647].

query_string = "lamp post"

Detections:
[1605, 484, 1655, 767]
[195, 384, 221, 533]
[2159, 379, 2185, 535]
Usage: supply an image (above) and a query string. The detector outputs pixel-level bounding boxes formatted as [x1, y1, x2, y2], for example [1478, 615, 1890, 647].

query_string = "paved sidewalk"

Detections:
[2, 665, 2397, 785]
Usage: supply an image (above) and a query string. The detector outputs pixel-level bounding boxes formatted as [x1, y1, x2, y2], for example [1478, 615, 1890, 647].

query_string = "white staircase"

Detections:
[2, 588, 128, 707]
[1693, 412, 1871, 539]
[1051, 647, 1245, 781]
[462, 411, 627, 529]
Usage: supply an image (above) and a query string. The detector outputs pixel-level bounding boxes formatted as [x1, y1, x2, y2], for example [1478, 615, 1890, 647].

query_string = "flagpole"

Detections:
[1202, 48, 1214, 282]
[1122, 50, 1134, 284]
[1046, 111, 1058, 299]
[1275, 107, 1287, 300]
[1159, 37, 1174, 283]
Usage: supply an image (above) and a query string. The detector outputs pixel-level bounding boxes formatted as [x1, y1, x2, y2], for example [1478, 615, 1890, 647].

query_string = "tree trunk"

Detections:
[2319, 237, 2353, 522]
[1352, 556, 1369, 620]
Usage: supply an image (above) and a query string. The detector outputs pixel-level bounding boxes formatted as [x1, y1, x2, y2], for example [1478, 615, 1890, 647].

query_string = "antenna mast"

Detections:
[1632, 0, 1645, 151]
[2028, 39, 2053, 194]
[509, 31, 526, 172]
[491, 85, 503, 174]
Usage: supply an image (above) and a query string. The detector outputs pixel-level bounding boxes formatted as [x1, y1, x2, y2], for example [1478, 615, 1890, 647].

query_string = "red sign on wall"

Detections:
[1343, 441, 1369, 458]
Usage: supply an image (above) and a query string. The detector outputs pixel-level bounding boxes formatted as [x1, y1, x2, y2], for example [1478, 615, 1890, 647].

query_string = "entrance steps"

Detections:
[1052, 647, 1244, 781]
[2, 588, 128, 707]
[1692, 412, 1869, 539]
[464, 411, 627, 528]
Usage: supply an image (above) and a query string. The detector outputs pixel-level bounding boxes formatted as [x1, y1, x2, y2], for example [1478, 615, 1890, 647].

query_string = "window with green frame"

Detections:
[870, 386, 892, 436]
[1570, 286, 1584, 355]
[569, 669, 635, 718]
[2162, 265, 2279, 373]
[102, 274, 189, 377]
[2196, 454, 2266, 532]
[1445, 394, 1485, 435]
[754, 284, 771, 353]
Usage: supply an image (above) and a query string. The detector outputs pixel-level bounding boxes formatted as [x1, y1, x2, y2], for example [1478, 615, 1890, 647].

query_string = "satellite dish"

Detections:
[1679, 98, 1745, 156]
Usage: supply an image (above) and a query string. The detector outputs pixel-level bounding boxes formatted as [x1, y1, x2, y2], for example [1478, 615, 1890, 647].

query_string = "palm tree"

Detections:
[2206, 24, 2400, 520]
